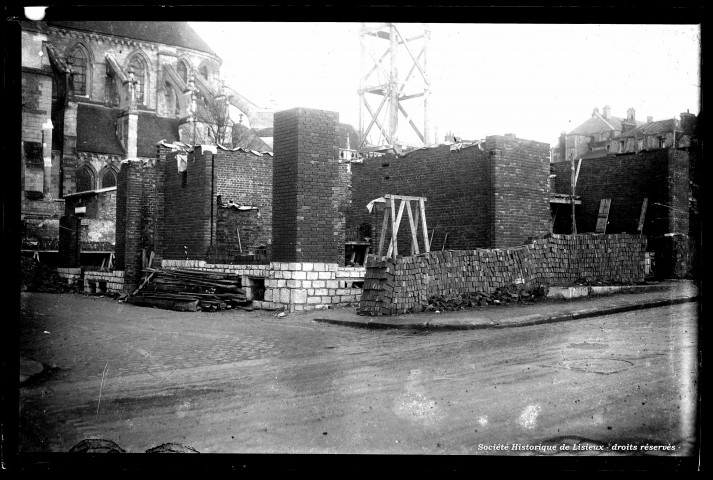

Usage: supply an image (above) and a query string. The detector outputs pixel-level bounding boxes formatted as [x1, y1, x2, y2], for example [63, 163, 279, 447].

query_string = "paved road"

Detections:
[18, 292, 699, 457]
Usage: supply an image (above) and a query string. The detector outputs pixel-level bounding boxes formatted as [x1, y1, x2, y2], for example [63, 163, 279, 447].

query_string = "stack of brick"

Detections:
[83, 270, 125, 294]
[359, 233, 647, 316]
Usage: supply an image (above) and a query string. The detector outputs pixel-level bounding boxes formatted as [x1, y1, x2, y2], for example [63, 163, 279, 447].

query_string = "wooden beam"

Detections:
[387, 199, 406, 257]
[405, 200, 420, 255]
[377, 199, 391, 256]
[595, 199, 612, 234]
[419, 198, 430, 252]
[385, 194, 427, 202]
[637, 197, 648, 233]
[410, 202, 420, 255]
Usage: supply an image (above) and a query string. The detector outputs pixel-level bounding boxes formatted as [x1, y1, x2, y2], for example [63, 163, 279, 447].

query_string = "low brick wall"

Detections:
[360, 233, 647, 316]
[83, 270, 125, 294]
[56, 267, 82, 287]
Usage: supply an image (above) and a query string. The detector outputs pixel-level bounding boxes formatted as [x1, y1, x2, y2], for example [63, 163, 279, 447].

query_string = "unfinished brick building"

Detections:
[348, 134, 553, 253]
[550, 111, 700, 279]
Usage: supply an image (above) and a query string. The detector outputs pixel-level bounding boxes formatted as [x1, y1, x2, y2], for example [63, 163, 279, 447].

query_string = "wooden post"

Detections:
[406, 200, 420, 255]
[419, 198, 430, 252]
[571, 156, 577, 234]
[386, 198, 406, 258]
[377, 199, 391, 256]
[637, 197, 648, 233]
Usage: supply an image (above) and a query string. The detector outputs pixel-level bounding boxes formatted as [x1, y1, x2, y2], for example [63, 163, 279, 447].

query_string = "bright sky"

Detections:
[190, 22, 701, 146]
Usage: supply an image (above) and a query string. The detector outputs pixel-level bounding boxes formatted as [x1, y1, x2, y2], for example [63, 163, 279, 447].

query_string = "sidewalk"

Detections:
[310, 280, 700, 330]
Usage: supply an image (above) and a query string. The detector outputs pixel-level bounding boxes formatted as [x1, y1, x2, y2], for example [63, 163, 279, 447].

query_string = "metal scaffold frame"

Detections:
[358, 23, 431, 152]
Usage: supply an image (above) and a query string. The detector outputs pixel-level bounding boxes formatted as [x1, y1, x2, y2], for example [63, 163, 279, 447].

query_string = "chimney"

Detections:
[647, 116, 653, 123]
[592, 107, 600, 117]
[603, 105, 611, 119]
[627, 108, 636, 123]
[622, 107, 637, 134]
[680, 110, 697, 135]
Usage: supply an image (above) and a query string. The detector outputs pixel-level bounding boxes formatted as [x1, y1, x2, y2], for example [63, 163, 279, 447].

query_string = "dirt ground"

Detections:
[16, 290, 698, 464]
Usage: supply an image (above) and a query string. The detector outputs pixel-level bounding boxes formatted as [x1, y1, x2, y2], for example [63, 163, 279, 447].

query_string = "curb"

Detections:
[313, 296, 699, 331]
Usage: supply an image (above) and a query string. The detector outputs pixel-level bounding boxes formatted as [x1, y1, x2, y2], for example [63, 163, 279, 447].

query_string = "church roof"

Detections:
[46, 21, 218, 57]
[76, 104, 125, 155]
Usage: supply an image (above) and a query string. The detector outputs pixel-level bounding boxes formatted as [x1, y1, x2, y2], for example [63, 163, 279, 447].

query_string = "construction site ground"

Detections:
[15, 279, 700, 465]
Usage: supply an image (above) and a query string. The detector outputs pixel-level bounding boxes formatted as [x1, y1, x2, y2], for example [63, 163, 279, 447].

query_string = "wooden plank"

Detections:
[419, 198, 430, 252]
[574, 158, 582, 186]
[390, 198, 404, 257]
[594, 199, 612, 233]
[384, 194, 428, 202]
[637, 197, 648, 233]
[377, 198, 391, 256]
[405, 200, 420, 255]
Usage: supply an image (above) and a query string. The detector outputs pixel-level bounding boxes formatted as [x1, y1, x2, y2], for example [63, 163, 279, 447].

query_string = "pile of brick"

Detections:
[21, 257, 78, 293]
[359, 233, 646, 316]
[425, 284, 548, 312]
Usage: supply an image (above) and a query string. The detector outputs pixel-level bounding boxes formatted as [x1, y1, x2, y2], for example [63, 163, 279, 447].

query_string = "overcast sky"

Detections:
[189, 22, 701, 146]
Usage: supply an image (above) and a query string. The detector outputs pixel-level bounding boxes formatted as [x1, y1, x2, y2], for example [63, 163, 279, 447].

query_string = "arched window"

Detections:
[129, 55, 147, 105]
[177, 61, 188, 84]
[200, 65, 208, 80]
[101, 168, 116, 188]
[75, 166, 95, 193]
[69, 47, 88, 96]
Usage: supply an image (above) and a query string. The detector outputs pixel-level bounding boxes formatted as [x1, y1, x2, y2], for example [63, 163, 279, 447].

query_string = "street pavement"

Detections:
[14, 280, 701, 468]
[311, 280, 699, 330]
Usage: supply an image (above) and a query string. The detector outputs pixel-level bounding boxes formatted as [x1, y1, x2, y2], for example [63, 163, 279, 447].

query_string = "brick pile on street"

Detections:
[21, 257, 78, 294]
[359, 233, 647, 316]
[127, 267, 249, 312]
[425, 284, 548, 312]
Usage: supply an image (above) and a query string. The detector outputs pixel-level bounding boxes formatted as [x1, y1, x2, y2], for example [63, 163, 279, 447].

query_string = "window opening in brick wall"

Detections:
[182, 170, 187, 187]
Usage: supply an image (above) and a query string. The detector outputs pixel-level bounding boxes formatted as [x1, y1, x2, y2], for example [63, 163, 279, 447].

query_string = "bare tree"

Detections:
[192, 91, 233, 147]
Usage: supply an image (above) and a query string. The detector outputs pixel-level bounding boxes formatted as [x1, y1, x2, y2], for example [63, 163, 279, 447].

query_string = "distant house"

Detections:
[551, 106, 644, 162]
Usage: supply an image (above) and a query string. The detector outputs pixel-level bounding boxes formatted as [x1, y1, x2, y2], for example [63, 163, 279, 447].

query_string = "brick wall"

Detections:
[349, 135, 550, 253]
[115, 160, 148, 290]
[272, 108, 341, 264]
[487, 135, 552, 248]
[360, 233, 647, 316]
[162, 148, 213, 260]
[213, 149, 273, 251]
[552, 149, 690, 237]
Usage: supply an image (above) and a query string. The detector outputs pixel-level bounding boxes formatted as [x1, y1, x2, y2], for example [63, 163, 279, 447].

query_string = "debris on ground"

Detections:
[425, 284, 548, 312]
[21, 257, 78, 294]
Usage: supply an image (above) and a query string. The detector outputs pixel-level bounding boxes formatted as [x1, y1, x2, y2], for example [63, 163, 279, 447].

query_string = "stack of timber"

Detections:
[128, 267, 249, 312]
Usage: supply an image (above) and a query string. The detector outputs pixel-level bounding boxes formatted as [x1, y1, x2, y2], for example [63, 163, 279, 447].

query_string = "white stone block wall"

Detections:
[83, 270, 125, 293]
[56, 267, 82, 287]
[264, 262, 366, 312]
[158, 260, 365, 311]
